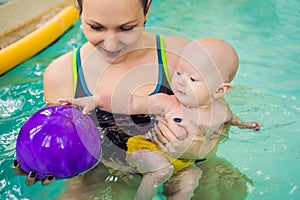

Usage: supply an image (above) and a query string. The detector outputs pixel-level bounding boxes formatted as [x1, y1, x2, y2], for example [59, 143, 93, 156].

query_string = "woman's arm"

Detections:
[58, 93, 176, 116]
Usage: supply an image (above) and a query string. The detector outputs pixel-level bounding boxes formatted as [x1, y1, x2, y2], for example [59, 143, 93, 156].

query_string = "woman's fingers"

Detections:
[57, 97, 96, 114]
[41, 176, 55, 186]
[151, 127, 167, 150]
[155, 117, 176, 142]
[153, 124, 168, 143]
[57, 98, 84, 107]
[152, 118, 188, 158]
[13, 160, 55, 186]
[25, 171, 38, 186]
[13, 160, 40, 186]
[57, 98, 73, 105]
[12, 160, 27, 176]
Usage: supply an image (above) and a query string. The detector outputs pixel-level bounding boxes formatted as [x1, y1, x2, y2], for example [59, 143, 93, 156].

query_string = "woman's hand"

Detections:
[149, 116, 206, 160]
[13, 160, 55, 186]
[58, 96, 97, 114]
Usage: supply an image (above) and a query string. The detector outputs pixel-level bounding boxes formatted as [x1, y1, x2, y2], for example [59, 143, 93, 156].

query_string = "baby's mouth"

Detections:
[175, 89, 186, 95]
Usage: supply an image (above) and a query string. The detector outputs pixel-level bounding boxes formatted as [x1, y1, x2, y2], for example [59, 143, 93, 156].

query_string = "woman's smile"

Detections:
[102, 48, 122, 58]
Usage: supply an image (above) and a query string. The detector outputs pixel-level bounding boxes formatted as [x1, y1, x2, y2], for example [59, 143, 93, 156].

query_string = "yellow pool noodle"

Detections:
[0, 6, 79, 75]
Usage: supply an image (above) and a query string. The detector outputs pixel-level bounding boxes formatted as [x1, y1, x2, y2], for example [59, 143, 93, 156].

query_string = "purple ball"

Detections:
[16, 105, 101, 180]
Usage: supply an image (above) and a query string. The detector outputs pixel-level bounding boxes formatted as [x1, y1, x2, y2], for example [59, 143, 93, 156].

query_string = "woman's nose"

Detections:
[102, 32, 119, 51]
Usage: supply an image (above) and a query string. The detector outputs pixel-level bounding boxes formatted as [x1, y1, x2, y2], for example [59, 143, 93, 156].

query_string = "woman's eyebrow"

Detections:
[85, 19, 102, 25]
[85, 19, 138, 26]
[120, 20, 138, 26]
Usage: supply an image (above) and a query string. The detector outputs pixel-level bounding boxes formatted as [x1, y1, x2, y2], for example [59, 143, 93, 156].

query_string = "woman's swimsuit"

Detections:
[71, 35, 175, 170]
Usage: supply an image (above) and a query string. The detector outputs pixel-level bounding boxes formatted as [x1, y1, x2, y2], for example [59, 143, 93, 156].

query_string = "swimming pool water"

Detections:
[1, 0, 299, 199]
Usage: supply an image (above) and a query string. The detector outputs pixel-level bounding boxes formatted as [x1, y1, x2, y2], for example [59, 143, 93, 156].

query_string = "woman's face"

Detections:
[81, 0, 147, 62]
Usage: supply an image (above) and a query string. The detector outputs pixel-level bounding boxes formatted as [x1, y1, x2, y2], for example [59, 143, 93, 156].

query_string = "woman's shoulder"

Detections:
[45, 51, 73, 73]
[44, 50, 75, 84]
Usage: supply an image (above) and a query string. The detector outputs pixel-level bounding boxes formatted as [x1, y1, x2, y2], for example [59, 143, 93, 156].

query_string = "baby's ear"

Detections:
[213, 83, 231, 99]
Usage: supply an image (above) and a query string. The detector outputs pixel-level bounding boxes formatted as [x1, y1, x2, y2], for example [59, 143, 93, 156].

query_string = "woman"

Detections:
[13, 1, 258, 199]
[14, 0, 194, 186]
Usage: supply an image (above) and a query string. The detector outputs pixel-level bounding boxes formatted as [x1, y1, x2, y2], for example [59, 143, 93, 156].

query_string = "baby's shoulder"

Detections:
[214, 103, 232, 124]
[197, 103, 231, 128]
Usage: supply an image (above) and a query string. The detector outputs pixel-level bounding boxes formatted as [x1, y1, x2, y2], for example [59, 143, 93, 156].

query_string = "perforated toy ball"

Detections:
[16, 105, 101, 180]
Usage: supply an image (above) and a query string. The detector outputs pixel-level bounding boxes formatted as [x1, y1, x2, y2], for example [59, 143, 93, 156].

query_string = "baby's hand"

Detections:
[237, 121, 263, 131]
[230, 114, 262, 131]
[58, 96, 97, 114]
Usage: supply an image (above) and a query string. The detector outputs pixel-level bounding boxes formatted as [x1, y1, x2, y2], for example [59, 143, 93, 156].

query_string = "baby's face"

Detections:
[171, 59, 212, 108]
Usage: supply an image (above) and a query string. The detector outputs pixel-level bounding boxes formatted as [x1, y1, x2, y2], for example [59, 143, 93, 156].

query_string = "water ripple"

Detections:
[0, 98, 23, 118]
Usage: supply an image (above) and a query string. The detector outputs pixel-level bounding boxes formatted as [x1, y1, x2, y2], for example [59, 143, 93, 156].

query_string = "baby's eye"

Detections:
[176, 71, 181, 75]
[190, 77, 199, 82]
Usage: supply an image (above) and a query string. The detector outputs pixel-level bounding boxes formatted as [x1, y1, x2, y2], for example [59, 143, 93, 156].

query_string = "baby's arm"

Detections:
[229, 113, 262, 131]
[221, 99, 262, 130]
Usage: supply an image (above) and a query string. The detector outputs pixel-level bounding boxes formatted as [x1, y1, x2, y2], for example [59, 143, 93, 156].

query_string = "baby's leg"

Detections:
[163, 165, 202, 200]
[127, 150, 174, 200]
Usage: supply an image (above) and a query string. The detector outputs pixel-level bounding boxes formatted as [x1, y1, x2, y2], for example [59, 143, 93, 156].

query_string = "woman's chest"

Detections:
[96, 63, 160, 96]
[84, 50, 161, 96]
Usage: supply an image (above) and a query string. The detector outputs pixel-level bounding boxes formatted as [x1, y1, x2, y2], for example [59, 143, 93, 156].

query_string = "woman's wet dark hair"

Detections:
[76, 0, 151, 15]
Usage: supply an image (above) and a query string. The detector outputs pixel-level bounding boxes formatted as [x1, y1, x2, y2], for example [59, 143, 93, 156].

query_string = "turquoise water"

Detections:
[0, 0, 12, 5]
[1, 0, 300, 199]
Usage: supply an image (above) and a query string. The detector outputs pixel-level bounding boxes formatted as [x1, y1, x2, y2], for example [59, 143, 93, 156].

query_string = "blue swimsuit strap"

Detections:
[150, 35, 164, 95]
[150, 35, 171, 95]
[76, 46, 93, 96]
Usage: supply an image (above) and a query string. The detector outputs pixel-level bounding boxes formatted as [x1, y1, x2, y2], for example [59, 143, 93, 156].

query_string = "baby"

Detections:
[59, 38, 262, 200]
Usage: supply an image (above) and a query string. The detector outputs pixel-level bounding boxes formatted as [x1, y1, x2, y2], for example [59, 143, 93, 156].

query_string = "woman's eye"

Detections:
[120, 26, 134, 31]
[90, 25, 104, 31]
